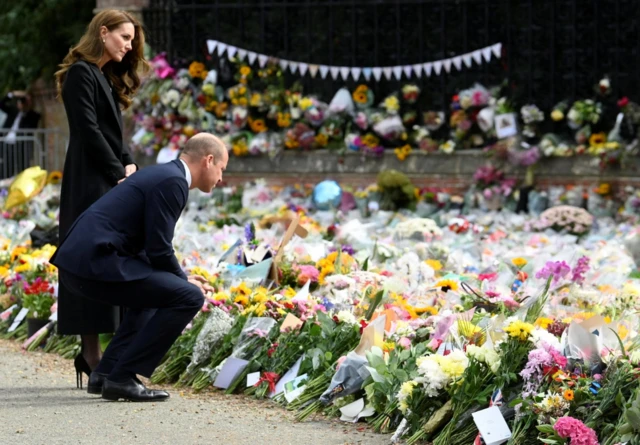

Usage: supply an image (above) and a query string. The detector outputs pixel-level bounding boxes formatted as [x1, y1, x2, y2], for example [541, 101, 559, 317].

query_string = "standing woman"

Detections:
[54, 10, 149, 386]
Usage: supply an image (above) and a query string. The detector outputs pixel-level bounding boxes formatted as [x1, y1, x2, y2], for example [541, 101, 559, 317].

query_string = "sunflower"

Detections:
[414, 306, 438, 316]
[436, 279, 459, 292]
[248, 117, 267, 133]
[188, 61, 206, 79]
[231, 282, 251, 297]
[234, 295, 249, 306]
[589, 132, 606, 148]
[47, 171, 63, 185]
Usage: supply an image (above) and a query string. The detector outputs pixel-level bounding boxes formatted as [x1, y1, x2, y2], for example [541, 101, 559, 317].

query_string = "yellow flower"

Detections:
[589, 132, 607, 149]
[231, 282, 251, 296]
[504, 321, 534, 341]
[383, 341, 395, 353]
[188, 61, 207, 79]
[458, 320, 485, 345]
[10, 246, 27, 263]
[414, 306, 438, 316]
[232, 140, 249, 157]
[277, 112, 291, 128]
[14, 263, 31, 273]
[535, 317, 554, 329]
[283, 287, 297, 299]
[425, 259, 443, 271]
[47, 171, 63, 185]
[362, 134, 380, 147]
[299, 97, 313, 111]
[511, 257, 527, 267]
[240, 66, 252, 76]
[213, 292, 229, 301]
[394, 144, 412, 161]
[250, 93, 263, 107]
[435, 279, 459, 292]
[384, 96, 400, 112]
[551, 110, 564, 121]
[315, 133, 328, 147]
[234, 295, 249, 306]
[254, 303, 267, 316]
[252, 292, 268, 304]
[248, 117, 267, 133]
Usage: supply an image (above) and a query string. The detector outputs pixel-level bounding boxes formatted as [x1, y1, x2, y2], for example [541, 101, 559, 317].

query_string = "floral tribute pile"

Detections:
[4, 175, 640, 445]
[128, 53, 640, 171]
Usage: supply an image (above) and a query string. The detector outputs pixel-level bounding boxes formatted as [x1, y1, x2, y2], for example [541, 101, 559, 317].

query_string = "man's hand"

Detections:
[188, 274, 214, 295]
[125, 164, 137, 177]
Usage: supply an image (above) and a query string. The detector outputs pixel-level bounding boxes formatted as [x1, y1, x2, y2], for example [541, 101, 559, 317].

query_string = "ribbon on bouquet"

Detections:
[206, 39, 503, 81]
[474, 388, 504, 445]
[254, 371, 280, 394]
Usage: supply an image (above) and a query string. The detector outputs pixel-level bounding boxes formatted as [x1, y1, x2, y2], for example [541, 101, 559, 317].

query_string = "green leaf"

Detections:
[626, 408, 640, 431]
[536, 425, 555, 434]
[362, 257, 369, 271]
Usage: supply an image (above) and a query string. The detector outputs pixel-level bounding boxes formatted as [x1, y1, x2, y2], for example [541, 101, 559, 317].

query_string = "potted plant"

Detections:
[20, 277, 55, 337]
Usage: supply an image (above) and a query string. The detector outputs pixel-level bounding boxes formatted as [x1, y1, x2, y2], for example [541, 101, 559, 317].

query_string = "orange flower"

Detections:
[563, 389, 574, 401]
[248, 118, 267, 133]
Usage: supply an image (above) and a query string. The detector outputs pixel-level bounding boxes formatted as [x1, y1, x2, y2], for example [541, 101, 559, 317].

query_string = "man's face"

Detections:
[199, 150, 229, 193]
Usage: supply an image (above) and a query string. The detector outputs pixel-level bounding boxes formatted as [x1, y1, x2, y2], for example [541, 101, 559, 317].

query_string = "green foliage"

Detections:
[0, 0, 94, 93]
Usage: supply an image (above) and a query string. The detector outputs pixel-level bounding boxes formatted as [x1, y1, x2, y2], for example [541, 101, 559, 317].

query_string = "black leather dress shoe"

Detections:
[101, 378, 170, 402]
[87, 372, 108, 395]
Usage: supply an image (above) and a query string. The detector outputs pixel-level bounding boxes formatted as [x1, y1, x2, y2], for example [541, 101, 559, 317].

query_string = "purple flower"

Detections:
[244, 223, 255, 245]
[536, 261, 571, 283]
[330, 245, 355, 256]
[571, 256, 590, 285]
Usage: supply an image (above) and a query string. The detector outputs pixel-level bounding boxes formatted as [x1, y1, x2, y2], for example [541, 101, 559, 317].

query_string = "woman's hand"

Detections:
[125, 164, 137, 177]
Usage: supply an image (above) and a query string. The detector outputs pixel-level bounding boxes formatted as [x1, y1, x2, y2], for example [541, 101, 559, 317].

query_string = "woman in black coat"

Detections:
[54, 9, 149, 385]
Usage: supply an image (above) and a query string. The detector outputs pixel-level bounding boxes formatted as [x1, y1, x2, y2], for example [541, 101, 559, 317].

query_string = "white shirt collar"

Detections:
[179, 158, 191, 187]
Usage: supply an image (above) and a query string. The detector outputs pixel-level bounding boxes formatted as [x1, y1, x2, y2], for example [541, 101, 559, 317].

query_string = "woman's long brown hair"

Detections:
[54, 9, 149, 110]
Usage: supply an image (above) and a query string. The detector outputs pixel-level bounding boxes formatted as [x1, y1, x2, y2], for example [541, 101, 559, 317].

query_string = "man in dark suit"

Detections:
[51, 133, 229, 402]
[0, 91, 41, 178]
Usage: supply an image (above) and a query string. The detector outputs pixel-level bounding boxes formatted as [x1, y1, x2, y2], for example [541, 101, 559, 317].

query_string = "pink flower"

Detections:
[398, 337, 412, 349]
[553, 417, 599, 445]
[295, 265, 319, 286]
[0, 311, 10, 321]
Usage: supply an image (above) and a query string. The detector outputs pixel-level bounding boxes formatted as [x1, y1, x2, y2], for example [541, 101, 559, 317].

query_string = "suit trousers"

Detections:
[60, 269, 203, 378]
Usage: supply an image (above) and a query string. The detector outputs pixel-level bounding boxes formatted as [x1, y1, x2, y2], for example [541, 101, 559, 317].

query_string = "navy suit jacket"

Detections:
[51, 159, 189, 282]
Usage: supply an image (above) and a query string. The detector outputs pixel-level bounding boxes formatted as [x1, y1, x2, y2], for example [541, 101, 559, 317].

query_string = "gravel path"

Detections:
[0, 340, 391, 445]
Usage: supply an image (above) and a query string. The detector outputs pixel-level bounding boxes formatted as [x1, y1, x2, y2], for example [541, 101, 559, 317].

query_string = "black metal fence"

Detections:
[143, 0, 639, 111]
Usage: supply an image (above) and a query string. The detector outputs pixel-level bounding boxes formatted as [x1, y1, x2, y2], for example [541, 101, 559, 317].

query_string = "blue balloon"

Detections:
[312, 180, 342, 210]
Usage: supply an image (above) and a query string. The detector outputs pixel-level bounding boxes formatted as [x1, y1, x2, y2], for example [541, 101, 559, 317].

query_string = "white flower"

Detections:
[440, 140, 456, 154]
[336, 310, 357, 325]
[531, 328, 562, 351]
[599, 78, 610, 90]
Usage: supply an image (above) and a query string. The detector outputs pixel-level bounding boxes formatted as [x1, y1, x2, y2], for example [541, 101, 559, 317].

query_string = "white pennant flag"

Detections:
[492, 43, 502, 58]
[392, 66, 403, 80]
[309, 65, 319, 78]
[340, 67, 350, 80]
[299, 63, 309, 76]
[363, 68, 372, 81]
[216, 43, 227, 57]
[279, 59, 289, 71]
[247, 51, 257, 64]
[289, 61, 299, 74]
[443, 59, 452, 73]
[462, 54, 473, 68]
[482, 47, 493, 62]
[403, 65, 413, 79]
[330, 66, 341, 80]
[372, 68, 382, 81]
[472, 50, 483, 65]
[382, 67, 393, 80]
[423, 63, 432, 77]
[236, 49, 247, 60]
[207, 40, 218, 54]
[351, 67, 362, 81]
[412, 64, 423, 77]
[319, 65, 330, 79]
[452, 56, 463, 71]
[433, 61, 443, 75]
[226, 45, 237, 59]
[258, 54, 268, 67]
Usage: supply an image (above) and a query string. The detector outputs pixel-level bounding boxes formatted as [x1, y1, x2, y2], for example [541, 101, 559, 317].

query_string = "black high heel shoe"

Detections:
[74, 354, 92, 389]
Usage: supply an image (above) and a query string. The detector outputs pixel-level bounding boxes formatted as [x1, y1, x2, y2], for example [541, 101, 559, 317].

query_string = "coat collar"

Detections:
[87, 62, 122, 133]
